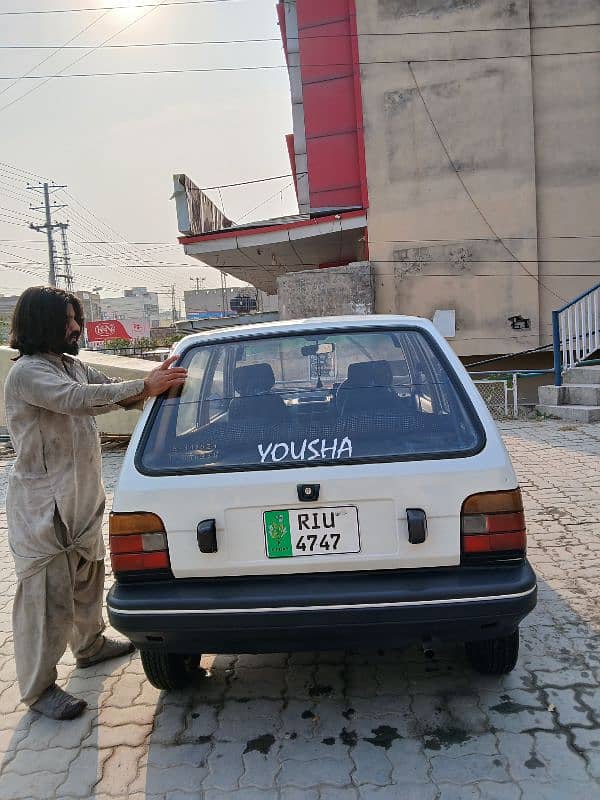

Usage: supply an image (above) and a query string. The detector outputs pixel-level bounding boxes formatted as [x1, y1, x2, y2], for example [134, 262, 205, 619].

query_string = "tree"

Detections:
[0, 316, 10, 345]
[104, 337, 132, 350]
[162, 333, 187, 347]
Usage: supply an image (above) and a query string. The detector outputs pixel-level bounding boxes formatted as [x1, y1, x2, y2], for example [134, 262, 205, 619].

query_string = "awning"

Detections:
[179, 209, 368, 293]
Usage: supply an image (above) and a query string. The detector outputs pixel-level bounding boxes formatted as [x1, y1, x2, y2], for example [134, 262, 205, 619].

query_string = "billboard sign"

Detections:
[86, 319, 150, 343]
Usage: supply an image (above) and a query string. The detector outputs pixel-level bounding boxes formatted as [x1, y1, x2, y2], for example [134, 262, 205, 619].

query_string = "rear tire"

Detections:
[140, 650, 201, 690]
[465, 629, 520, 675]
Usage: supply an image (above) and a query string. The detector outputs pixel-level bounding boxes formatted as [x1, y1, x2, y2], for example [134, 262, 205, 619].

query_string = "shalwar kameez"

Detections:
[4, 353, 145, 706]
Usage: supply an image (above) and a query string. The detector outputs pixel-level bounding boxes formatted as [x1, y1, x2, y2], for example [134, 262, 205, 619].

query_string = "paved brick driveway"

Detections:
[0, 419, 598, 800]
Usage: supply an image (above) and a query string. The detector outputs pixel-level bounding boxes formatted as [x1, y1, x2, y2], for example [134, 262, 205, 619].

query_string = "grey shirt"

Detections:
[4, 353, 145, 579]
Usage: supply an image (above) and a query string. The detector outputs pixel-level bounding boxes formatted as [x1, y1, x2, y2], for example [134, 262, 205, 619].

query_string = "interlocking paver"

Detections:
[0, 420, 597, 798]
[93, 744, 144, 796]
[53, 746, 112, 798]
[277, 755, 352, 788]
[429, 752, 511, 784]
[349, 739, 392, 785]
[202, 740, 244, 791]
[278, 788, 318, 800]
[356, 784, 436, 800]
[0, 767, 67, 799]
[475, 783, 521, 800]
[239, 746, 281, 789]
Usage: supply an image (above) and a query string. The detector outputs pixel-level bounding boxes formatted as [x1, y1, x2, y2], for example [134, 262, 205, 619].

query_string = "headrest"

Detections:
[234, 363, 276, 395]
[346, 360, 393, 388]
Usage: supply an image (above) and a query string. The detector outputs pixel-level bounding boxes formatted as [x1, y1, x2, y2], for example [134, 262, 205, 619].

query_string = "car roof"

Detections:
[172, 315, 436, 351]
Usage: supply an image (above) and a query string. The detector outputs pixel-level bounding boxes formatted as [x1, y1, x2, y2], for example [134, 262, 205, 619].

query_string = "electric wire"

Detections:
[0, 0, 240, 15]
[2, 20, 598, 54]
[237, 181, 295, 223]
[0, 9, 112, 100]
[0, 164, 209, 298]
[0, 0, 171, 115]
[2, 49, 600, 84]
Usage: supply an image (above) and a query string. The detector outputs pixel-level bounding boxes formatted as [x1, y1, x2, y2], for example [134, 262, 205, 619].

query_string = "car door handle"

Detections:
[197, 519, 218, 553]
[406, 508, 427, 545]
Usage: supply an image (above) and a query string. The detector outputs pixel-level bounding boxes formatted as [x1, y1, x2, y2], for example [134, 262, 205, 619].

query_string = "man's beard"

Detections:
[63, 336, 80, 356]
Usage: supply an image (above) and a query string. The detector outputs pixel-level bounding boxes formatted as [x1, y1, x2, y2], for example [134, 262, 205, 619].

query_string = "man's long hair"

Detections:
[9, 286, 84, 356]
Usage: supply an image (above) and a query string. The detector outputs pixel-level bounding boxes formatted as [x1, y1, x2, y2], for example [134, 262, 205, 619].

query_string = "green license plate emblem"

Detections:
[264, 510, 293, 558]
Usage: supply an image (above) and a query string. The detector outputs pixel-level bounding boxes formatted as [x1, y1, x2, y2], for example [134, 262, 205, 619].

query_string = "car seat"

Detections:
[336, 360, 400, 416]
[228, 363, 288, 422]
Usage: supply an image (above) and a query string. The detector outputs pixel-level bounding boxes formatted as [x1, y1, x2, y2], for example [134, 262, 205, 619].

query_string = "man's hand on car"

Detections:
[144, 355, 187, 397]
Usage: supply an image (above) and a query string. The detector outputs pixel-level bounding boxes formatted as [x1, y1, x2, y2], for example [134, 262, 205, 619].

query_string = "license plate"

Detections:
[264, 506, 360, 559]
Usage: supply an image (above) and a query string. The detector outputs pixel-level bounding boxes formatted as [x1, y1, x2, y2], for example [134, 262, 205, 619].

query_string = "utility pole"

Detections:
[28, 182, 67, 288]
[56, 223, 74, 292]
[191, 276, 205, 293]
[220, 271, 227, 316]
[171, 284, 177, 323]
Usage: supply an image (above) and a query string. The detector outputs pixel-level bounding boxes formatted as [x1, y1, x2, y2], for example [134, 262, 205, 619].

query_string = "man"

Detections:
[4, 286, 187, 720]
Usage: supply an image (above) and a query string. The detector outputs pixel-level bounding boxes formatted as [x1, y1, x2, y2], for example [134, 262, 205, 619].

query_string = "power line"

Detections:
[201, 173, 303, 191]
[0, 161, 46, 176]
[176, 269, 600, 276]
[56, 187, 200, 284]
[0, 0, 236, 15]
[237, 181, 295, 222]
[2, 49, 600, 83]
[0, 5, 597, 31]
[0, 0, 170, 115]
[0, 206, 31, 221]
[464, 343, 555, 368]
[4, 234, 600, 244]
[0, 9, 112, 100]
[0, 20, 600, 50]
[0, 175, 189, 293]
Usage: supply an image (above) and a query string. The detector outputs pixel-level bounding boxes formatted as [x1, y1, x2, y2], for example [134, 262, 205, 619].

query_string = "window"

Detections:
[139, 328, 484, 474]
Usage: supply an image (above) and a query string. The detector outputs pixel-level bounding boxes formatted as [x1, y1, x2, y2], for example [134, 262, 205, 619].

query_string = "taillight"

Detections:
[109, 512, 171, 575]
[461, 489, 526, 562]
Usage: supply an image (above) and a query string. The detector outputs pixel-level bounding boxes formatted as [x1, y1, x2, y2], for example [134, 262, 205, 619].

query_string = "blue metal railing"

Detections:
[552, 281, 600, 386]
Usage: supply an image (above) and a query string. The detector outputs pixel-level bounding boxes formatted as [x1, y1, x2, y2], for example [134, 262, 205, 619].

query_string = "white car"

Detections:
[107, 316, 537, 690]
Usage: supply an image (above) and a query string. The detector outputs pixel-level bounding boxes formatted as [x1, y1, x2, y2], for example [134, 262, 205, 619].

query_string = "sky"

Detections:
[0, 0, 296, 310]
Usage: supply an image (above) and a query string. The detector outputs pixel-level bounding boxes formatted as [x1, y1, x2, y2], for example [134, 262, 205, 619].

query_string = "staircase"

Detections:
[537, 281, 600, 422]
[537, 366, 600, 423]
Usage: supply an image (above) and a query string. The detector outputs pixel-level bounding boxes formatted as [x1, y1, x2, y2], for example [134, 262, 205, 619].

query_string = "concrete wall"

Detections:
[355, 0, 600, 356]
[277, 262, 374, 319]
[530, 0, 600, 341]
[184, 288, 278, 316]
[0, 347, 155, 435]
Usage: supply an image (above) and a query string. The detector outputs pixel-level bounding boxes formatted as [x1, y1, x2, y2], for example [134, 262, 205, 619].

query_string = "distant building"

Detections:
[184, 287, 278, 319]
[0, 295, 18, 344]
[101, 287, 160, 328]
[0, 295, 19, 320]
[75, 290, 102, 323]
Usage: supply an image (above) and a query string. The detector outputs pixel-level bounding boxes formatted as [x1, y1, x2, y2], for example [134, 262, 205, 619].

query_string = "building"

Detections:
[0, 295, 19, 320]
[0, 295, 19, 344]
[184, 287, 278, 319]
[174, 0, 600, 357]
[74, 290, 102, 323]
[101, 287, 160, 329]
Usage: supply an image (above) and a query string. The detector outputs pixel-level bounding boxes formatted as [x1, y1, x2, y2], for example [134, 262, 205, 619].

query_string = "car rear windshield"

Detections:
[137, 328, 484, 474]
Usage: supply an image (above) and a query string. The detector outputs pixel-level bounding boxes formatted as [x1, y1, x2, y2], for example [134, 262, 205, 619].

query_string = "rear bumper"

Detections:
[107, 561, 537, 653]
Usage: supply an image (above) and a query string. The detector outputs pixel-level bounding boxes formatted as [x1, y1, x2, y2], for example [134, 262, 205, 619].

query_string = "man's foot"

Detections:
[76, 637, 135, 669]
[30, 684, 87, 720]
